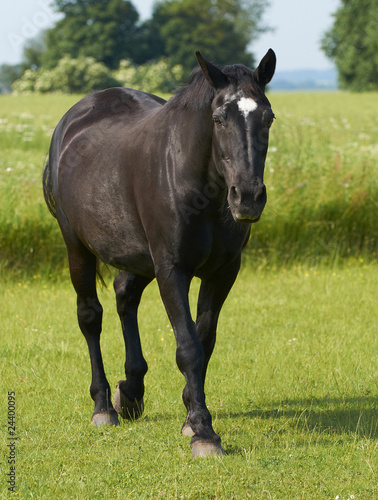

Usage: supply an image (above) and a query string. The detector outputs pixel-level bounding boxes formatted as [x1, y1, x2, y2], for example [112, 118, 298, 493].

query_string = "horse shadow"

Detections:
[218, 394, 377, 454]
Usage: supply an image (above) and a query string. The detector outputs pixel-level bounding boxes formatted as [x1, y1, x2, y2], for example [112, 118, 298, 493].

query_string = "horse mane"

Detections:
[168, 63, 265, 111]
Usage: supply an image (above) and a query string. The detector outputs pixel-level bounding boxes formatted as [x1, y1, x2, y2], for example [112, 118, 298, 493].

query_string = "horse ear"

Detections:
[253, 49, 276, 86]
[195, 51, 229, 89]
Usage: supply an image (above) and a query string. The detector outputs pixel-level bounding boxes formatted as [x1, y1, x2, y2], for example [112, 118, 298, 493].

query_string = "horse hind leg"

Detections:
[66, 234, 119, 426]
[113, 272, 152, 420]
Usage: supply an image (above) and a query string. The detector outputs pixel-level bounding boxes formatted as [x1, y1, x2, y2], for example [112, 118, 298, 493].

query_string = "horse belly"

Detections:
[77, 220, 155, 277]
[72, 208, 154, 277]
[108, 250, 154, 278]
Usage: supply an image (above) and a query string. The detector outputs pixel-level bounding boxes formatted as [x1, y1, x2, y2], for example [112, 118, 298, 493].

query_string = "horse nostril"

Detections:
[230, 186, 241, 205]
[254, 184, 267, 204]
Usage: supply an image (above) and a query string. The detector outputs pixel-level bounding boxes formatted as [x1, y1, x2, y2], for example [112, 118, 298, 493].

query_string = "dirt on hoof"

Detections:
[92, 411, 120, 426]
[191, 440, 225, 458]
[181, 423, 195, 437]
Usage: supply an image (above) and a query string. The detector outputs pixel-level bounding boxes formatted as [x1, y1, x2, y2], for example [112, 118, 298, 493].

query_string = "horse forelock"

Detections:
[169, 63, 265, 111]
[222, 64, 266, 101]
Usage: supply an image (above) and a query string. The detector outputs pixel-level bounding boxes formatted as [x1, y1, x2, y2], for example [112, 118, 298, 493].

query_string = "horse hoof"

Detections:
[114, 382, 144, 420]
[92, 411, 119, 426]
[191, 440, 225, 458]
[181, 423, 195, 437]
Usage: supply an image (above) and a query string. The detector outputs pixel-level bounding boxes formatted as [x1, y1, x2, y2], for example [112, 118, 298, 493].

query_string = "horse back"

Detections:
[46, 87, 166, 212]
[54, 88, 166, 154]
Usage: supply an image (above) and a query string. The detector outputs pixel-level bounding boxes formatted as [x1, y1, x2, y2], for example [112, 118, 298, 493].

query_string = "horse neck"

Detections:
[162, 104, 217, 181]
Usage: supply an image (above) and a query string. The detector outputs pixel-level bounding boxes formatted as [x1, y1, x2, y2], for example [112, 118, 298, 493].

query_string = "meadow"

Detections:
[1, 91, 377, 498]
[0, 91, 377, 277]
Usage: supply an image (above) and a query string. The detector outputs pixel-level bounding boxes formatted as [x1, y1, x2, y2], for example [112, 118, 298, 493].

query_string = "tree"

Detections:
[146, 0, 268, 74]
[12, 0, 270, 93]
[12, 55, 119, 94]
[43, 0, 141, 69]
[0, 64, 21, 93]
[21, 33, 46, 72]
[29, 0, 268, 76]
[131, 16, 166, 65]
[321, 0, 378, 91]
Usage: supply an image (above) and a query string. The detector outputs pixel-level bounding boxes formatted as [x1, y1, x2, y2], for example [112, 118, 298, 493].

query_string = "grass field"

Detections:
[1, 91, 377, 498]
[1, 266, 377, 498]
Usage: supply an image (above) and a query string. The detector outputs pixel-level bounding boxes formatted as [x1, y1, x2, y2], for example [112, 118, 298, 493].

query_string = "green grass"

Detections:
[0, 91, 377, 280]
[252, 91, 378, 267]
[1, 265, 377, 498]
[0, 94, 81, 279]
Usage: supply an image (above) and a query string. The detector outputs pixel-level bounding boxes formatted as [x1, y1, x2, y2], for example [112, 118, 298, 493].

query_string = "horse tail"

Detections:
[42, 156, 57, 218]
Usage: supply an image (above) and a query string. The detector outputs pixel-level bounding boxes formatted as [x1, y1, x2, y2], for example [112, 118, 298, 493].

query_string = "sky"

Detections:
[1, 0, 340, 71]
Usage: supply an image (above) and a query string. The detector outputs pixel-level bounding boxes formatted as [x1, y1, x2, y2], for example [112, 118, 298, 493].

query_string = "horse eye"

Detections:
[213, 116, 222, 126]
[267, 114, 276, 128]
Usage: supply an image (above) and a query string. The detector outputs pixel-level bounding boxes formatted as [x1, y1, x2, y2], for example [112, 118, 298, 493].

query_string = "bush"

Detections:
[113, 59, 184, 94]
[11, 69, 39, 94]
[12, 56, 184, 95]
[12, 56, 119, 94]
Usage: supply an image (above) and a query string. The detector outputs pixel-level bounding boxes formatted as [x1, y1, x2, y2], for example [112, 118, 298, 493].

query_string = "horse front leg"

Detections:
[181, 259, 241, 442]
[156, 265, 223, 457]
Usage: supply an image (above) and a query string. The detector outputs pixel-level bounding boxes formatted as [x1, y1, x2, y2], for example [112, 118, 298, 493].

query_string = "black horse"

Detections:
[43, 50, 276, 457]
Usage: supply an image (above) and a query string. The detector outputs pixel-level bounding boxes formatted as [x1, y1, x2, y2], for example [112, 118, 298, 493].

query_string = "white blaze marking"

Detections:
[236, 97, 258, 164]
[237, 97, 258, 118]
[220, 94, 258, 163]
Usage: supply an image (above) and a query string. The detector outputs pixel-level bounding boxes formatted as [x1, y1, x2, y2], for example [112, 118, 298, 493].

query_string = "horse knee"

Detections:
[115, 282, 142, 318]
[176, 339, 205, 377]
[115, 273, 152, 317]
[116, 295, 138, 318]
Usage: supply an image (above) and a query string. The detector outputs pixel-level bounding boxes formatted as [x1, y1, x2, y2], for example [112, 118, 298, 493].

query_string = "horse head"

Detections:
[196, 49, 276, 223]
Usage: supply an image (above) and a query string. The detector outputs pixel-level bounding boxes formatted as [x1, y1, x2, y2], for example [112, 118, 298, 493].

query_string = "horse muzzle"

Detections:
[228, 182, 267, 223]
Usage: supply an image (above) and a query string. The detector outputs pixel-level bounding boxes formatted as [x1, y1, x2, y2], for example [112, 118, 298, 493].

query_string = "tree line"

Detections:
[1, 0, 377, 93]
[1, 0, 267, 93]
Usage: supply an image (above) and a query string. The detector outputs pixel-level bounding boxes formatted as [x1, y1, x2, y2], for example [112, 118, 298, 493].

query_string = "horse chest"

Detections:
[171, 218, 250, 277]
